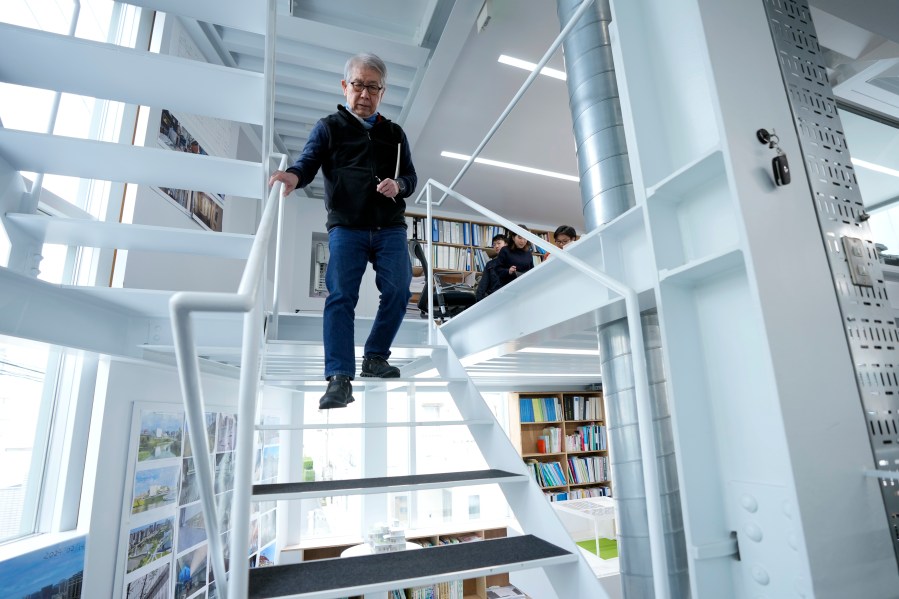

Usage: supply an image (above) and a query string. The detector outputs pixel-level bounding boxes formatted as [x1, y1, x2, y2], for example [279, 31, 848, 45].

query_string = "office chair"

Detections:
[410, 239, 477, 320]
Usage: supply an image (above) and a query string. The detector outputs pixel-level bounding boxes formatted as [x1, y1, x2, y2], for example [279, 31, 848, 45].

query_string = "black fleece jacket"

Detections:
[286, 105, 418, 230]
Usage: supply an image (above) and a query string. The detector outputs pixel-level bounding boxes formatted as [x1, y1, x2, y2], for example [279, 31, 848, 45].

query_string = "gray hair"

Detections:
[344, 53, 387, 86]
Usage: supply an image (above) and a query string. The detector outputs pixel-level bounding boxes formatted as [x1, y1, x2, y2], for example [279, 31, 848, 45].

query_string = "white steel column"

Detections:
[609, 0, 899, 597]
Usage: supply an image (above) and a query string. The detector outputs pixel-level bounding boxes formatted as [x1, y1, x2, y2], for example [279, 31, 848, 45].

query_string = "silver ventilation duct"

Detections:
[598, 312, 690, 598]
[555, 2, 687, 595]
[556, 0, 633, 230]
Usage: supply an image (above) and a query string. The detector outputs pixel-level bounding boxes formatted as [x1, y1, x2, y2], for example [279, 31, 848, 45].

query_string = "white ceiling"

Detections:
[204, 0, 585, 230]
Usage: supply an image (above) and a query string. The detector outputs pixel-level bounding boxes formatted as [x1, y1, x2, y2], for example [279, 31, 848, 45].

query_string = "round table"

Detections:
[340, 540, 421, 557]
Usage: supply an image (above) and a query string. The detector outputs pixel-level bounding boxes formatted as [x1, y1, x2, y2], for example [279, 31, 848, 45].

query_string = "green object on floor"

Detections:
[576, 537, 618, 559]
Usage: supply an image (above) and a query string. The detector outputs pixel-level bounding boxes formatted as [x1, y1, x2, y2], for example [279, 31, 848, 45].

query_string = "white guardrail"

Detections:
[169, 154, 287, 599]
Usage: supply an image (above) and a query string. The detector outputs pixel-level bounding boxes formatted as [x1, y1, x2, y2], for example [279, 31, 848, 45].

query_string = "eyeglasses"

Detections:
[348, 81, 384, 94]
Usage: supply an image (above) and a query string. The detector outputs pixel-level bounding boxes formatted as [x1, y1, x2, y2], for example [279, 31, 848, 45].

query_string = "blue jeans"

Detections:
[323, 226, 412, 378]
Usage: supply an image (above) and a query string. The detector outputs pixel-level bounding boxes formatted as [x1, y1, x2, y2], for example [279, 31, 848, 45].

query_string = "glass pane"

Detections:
[841, 109, 899, 253]
[299, 392, 363, 541]
[0, 336, 53, 542]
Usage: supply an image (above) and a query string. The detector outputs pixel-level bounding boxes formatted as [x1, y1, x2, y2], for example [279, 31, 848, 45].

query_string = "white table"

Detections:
[551, 496, 616, 556]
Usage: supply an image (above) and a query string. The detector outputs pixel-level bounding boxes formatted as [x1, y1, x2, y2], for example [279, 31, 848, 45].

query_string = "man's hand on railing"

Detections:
[269, 170, 299, 196]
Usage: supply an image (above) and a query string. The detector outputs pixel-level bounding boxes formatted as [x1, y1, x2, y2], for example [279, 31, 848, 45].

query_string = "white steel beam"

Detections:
[5, 214, 254, 259]
[121, 0, 266, 35]
[0, 23, 264, 126]
[0, 129, 263, 199]
[0, 267, 147, 357]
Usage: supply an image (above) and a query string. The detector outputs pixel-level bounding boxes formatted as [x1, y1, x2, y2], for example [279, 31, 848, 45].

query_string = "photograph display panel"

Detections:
[119, 404, 282, 599]
[0, 536, 86, 599]
[156, 109, 225, 233]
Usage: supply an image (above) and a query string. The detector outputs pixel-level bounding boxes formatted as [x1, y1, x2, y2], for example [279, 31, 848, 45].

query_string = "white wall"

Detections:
[120, 185, 255, 292]
[80, 358, 292, 599]
[81, 359, 235, 598]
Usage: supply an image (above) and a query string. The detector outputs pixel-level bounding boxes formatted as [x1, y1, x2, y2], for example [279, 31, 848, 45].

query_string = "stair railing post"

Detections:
[228, 289, 265, 599]
[425, 182, 435, 344]
[170, 299, 232, 599]
[169, 155, 287, 599]
[264, 0, 280, 339]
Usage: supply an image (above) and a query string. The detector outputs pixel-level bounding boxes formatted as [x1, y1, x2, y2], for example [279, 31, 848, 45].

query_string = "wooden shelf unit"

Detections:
[511, 392, 611, 502]
[289, 526, 510, 599]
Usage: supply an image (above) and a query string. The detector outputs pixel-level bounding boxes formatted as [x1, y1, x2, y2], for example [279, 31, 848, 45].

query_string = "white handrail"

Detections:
[415, 178, 671, 599]
[170, 154, 287, 599]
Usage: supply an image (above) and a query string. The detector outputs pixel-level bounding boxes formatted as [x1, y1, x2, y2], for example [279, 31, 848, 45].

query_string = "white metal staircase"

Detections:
[0, 2, 625, 598]
[245, 332, 598, 599]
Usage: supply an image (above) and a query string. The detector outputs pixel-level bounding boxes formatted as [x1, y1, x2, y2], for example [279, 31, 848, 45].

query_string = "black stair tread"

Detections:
[248, 535, 571, 598]
[253, 469, 523, 497]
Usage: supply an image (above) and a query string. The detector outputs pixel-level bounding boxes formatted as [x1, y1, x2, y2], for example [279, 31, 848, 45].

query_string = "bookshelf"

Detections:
[286, 526, 510, 599]
[510, 392, 611, 502]
[408, 214, 550, 277]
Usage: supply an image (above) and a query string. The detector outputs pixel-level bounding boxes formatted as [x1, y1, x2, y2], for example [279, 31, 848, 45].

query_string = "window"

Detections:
[0, 0, 143, 283]
[0, 0, 146, 542]
[0, 336, 55, 542]
[840, 108, 899, 254]
[298, 388, 513, 541]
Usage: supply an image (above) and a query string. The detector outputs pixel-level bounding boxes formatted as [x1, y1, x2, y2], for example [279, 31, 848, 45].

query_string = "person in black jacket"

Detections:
[475, 234, 508, 301]
[496, 227, 535, 286]
[269, 53, 417, 409]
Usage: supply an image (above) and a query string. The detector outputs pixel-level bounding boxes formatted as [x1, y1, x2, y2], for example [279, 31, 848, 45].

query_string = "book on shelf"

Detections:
[539, 426, 561, 453]
[569, 486, 611, 498]
[544, 490, 569, 502]
[566, 455, 609, 484]
[563, 395, 601, 421]
[518, 397, 562, 423]
[525, 459, 565, 487]
[406, 579, 463, 598]
[565, 424, 607, 452]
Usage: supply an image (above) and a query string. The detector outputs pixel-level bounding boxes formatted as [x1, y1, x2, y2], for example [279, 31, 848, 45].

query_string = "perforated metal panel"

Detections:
[763, 0, 899, 566]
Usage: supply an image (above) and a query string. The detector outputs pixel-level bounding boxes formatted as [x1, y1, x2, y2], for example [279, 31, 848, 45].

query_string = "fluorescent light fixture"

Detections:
[852, 158, 899, 178]
[441, 151, 579, 182]
[519, 348, 600, 356]
[498, 54, 567, 80]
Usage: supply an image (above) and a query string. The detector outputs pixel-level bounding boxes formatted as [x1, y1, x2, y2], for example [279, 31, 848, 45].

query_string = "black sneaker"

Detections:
[319, 375, 355, 409]
[360, 355, 400, 378]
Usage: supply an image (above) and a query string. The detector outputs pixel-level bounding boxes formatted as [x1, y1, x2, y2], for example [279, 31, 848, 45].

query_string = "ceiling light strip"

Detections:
[498, 54, 567, 81]
[441, 151, 579, 182]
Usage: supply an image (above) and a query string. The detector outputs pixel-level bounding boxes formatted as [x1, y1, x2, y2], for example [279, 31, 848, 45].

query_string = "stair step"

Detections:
[254, 419, 494, 431]
[5, 214, 254, 258]
[269, 314, 433, 348]
[0, 23, 264, 125]
[0, 129, 263, 199]
[122, 0, 266, 35]
[261, 375, 468, 387]
[248, 535, 574, 599]
[252, 469, 527, 501]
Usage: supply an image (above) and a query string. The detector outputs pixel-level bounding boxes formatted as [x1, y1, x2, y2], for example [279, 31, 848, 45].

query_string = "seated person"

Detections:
[476, 234, 508, 301]
[496, 226, 535, 286]
[545, 225, 578, 260]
